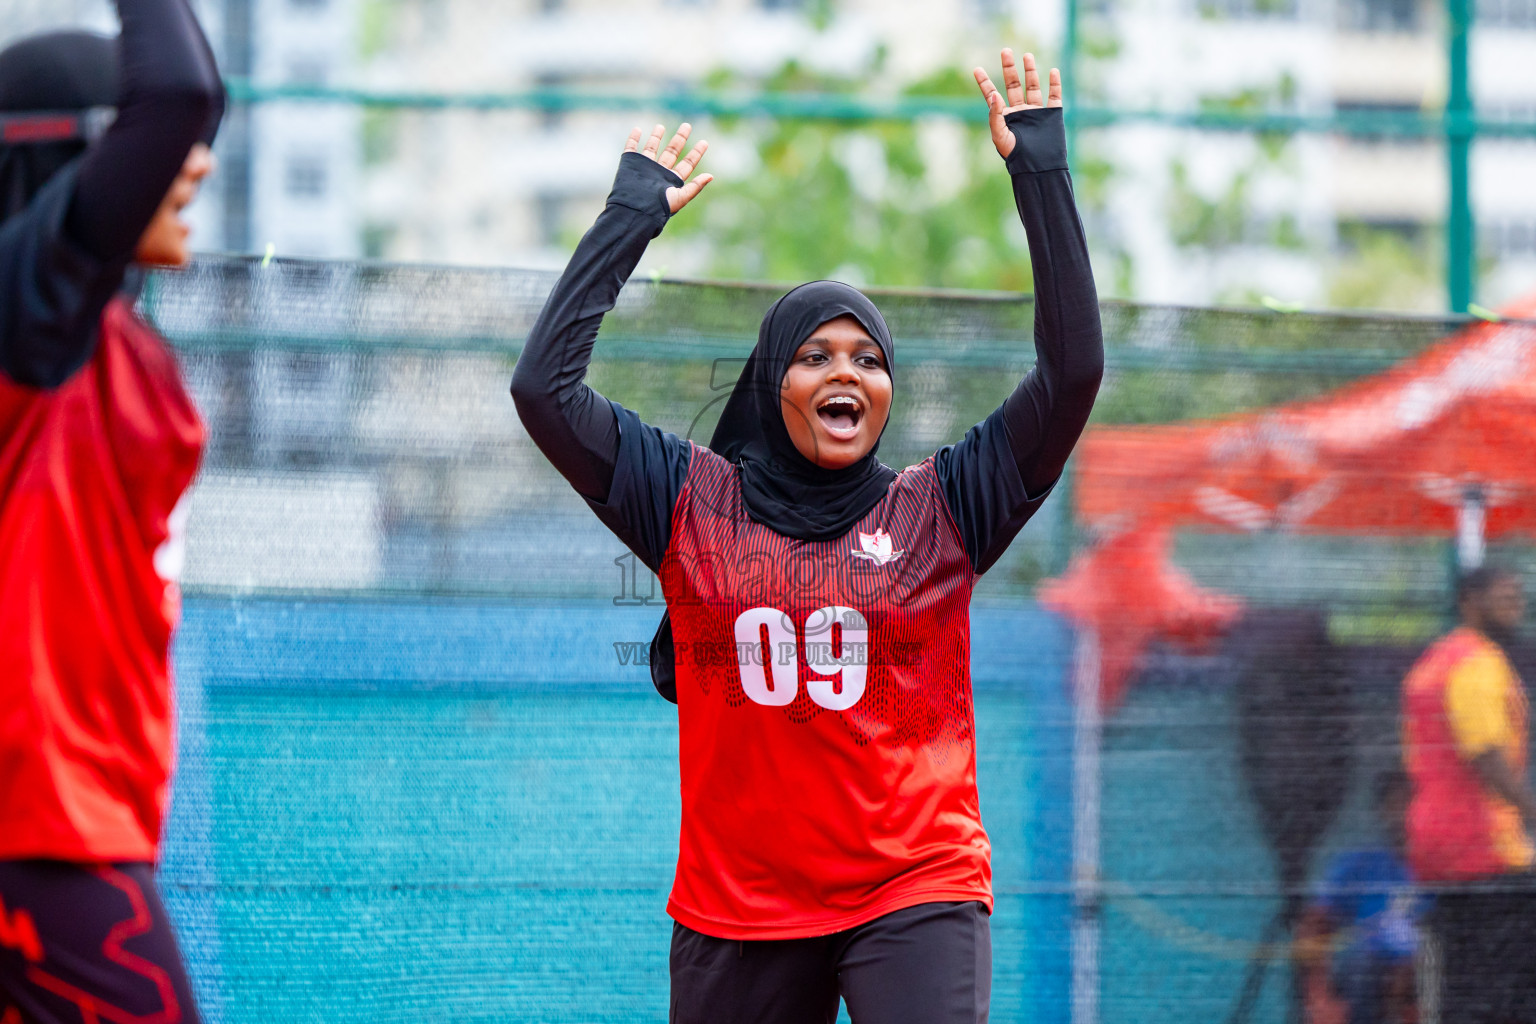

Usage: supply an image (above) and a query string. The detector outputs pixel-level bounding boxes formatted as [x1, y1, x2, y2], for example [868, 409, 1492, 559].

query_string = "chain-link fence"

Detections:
[147, 256, 1531, 1023]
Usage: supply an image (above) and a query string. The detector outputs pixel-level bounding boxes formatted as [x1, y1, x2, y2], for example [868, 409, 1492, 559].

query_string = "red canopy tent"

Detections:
[1042, 292, 1536, 709]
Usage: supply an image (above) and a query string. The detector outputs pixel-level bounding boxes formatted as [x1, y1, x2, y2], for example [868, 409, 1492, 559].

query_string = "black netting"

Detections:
[141, 256, 1530, 1024]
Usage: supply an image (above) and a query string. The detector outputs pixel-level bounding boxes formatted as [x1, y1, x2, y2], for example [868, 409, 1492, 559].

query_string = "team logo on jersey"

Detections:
[851, 528, 904, 566]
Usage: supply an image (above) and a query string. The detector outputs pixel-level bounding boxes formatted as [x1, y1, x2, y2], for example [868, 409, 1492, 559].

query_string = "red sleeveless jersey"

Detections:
[661, 445, 988, 939]
[0, 295, 204, 862]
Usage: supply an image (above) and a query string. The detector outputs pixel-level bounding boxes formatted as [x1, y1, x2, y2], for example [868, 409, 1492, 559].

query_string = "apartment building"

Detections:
[0, 0, 112, 38]
[1099, 0, 1536, 307]
[3, 0, 1533, 307]
[209, 0, 361, 258]
[0, 0, 361, 261]
[355, 0, 1020, 270]
[352, 0, 1536, 308]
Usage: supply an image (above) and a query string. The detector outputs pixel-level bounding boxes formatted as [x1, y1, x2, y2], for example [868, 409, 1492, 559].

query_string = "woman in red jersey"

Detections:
[512, 50, 1101, 1024]
[0, 3, 223, 1022]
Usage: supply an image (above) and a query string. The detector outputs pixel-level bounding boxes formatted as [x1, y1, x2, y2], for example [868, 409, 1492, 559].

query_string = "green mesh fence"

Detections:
[142, 256, 1530, 1024]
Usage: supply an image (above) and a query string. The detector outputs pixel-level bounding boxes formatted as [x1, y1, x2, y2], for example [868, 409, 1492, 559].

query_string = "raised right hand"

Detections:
[972, 49, 1063, 160]
[625, 123, 713, 214]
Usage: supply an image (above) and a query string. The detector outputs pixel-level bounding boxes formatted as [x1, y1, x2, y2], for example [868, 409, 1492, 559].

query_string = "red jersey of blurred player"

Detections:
[0, 295, 204, 861]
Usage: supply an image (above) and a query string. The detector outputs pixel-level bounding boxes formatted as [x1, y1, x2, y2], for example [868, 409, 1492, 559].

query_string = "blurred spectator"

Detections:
[1402, 565, 1536, 1024]
[1297, 770, 1424, 1024]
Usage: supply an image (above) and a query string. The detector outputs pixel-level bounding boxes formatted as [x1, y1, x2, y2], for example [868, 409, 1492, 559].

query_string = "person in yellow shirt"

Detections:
[1402, 565, 1536, 1024]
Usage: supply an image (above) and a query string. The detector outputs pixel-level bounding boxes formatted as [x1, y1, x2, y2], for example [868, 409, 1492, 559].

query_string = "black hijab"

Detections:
[651, 280, 898, 700]
[0, 31, 118, 223]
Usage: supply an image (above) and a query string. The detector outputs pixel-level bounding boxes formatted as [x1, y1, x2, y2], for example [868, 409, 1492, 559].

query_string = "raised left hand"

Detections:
[623, 122, 713, 214]
[972, 49, 1062, 159]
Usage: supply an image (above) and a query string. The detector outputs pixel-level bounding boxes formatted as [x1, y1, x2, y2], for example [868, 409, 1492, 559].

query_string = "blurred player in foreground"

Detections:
[513, 48, 1101, 1024]
[1402, 565, 1536, 1024]
[0, 1, 223, 1021]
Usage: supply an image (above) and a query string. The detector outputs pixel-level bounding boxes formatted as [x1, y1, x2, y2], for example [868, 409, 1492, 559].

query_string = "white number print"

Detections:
[803, 606, 868, 711]
[153, 496, 191, 584]
[733, 605, 869, 711]
[733, 607, 798, 706]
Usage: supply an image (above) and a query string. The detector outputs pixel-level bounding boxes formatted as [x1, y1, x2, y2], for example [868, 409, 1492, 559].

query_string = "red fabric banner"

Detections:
[1044, 292, 1536, 709]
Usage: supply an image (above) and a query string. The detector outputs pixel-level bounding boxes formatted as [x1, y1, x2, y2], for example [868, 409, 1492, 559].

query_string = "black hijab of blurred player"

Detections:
[0, 8, 223, 387]
[0, 31, 119, 220]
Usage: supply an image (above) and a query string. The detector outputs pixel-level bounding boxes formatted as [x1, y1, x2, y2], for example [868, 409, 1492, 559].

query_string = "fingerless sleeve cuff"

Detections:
[1003, 106, 1069, 175]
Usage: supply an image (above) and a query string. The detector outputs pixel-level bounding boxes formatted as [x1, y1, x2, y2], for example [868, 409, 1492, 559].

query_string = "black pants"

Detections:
[1431, 877, 1536, 1024]
[0, 860, 201, 1024]
[671, 900, 991, 1024]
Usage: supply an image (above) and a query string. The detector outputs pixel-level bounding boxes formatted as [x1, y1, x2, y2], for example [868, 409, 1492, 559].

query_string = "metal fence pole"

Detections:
[1446, 0, 1475, 312]
[1064, 0, 1080, 168]
[1071, 628, 1103, 1024]
[1052, 458, 1079, 575]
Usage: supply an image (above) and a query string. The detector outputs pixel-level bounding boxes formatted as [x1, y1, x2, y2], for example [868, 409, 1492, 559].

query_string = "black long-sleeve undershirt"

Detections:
[512, 107, 1103, 573]
[512, 153, 676, 501]
[995, 108, 1104, 497]
[0, 0, 222, 390]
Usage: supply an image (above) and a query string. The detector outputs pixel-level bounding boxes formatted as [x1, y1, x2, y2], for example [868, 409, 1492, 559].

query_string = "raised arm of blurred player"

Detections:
[0, 0, 223, 389]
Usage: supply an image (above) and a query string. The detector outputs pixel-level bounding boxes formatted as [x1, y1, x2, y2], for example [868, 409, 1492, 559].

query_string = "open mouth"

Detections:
[816, 394, 864, 441]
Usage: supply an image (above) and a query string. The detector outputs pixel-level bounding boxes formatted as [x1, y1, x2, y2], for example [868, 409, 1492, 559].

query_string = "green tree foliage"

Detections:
[1327, 223, 1444, 311]
[663, 60, 1039, 292]
[1165, 76, 1307, 256]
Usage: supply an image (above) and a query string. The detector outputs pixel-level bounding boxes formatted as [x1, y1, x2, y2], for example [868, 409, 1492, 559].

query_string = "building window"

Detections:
[1337, 219, 1427, 254]
[534, 72, 570, 130]
[217, 105, 252, 251]
[1338, 0, 1420, 30]
[1484, 100, 1536, 122]
[421, 0, 448, 41]
[1486, 219, 1536, 258]
[285, 155, 328, 199]
[285, 56, 329, 85]
[1334, 101, 1423, 143]
[362, 224, 396, 260]
[224, 0, 254, 77]
[535, 193, 564, 248]
[1478, 0, 1536, 26]
[1196, 0, 1299, 20]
